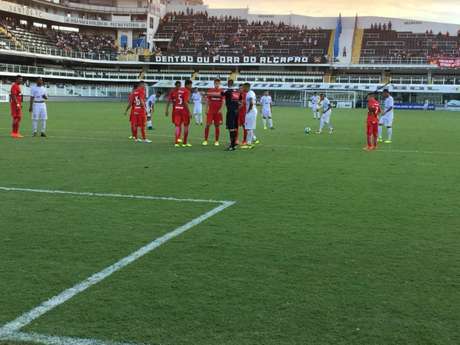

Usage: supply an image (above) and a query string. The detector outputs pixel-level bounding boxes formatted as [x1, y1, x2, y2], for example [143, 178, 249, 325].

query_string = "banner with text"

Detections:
[429, 58, 460, 68]
[150, 55, 327, 65]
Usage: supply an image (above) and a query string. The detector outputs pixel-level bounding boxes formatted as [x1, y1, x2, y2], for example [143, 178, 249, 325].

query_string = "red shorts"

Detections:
[367, 121, 379, 136]
[207, 111, 223, 126]
[238, 110, 246, 127]
[10, 104, 22, 118]
[133, 111, 146, 127]
[172, 109, 190, 126]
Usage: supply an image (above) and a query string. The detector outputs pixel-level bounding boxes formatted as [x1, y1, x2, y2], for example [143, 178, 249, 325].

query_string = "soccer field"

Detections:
[0, 102, 459, 345]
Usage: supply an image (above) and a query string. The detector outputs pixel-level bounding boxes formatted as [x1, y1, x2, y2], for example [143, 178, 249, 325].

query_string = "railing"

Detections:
[359, 56, 429, 65]
[0, 40, 120, 61]
[0, 62, 193, 82]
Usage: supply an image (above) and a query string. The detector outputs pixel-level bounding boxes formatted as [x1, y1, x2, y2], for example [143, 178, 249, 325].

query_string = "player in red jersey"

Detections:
[125, 85, 137, 139]
[165, 80, 193, 147]
[10, 75, 24, 138]
[125, 82, 150, 143]
[364, 92, 381, 151]
[202, 79, 224, 146]
[238, 84, 248, 145]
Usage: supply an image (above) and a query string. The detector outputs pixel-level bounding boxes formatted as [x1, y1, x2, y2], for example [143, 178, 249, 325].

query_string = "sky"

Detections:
[206, 0, 460, 24]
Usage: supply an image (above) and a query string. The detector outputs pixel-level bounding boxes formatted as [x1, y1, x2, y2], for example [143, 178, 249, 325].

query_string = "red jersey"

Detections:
[169, 87, 190, 111]
[10, 83, 22, 105]
[367, 98, 381, 122]
[131, 88, 146, 112]
[207, 88, 224, 112]
[239, 91, 248, 114]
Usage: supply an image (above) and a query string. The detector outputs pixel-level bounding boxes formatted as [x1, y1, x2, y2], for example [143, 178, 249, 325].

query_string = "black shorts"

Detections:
[226, 109, 238, 130]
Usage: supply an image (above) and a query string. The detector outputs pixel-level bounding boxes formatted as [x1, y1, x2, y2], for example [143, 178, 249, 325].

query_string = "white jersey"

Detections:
[147, 94, 156, 107]
[191, 92, 202, 104]
[246, 90, 257, 114]
[31, 85, 48, 120]
[383, 96, 394, 116]
[31, 85, 47, 102]
[311, 95, 320, 108]
[322, 97, 331, 113]
[260, 95, 272, 110]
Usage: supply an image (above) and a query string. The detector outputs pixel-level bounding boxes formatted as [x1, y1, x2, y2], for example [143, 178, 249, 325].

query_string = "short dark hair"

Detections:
[16, 75, 22, 80]
[243, 82, 250, 87]
[383, 88, 390, 93]
[214, 78, 221, 83]
[185, 79, 193, 86]
[228, 79, 234, 86]
[175, 80, 181, 87]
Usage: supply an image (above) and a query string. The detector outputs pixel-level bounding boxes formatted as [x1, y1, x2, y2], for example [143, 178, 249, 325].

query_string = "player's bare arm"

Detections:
[165, 99, 170, 117]
[29, 96, 34, 113]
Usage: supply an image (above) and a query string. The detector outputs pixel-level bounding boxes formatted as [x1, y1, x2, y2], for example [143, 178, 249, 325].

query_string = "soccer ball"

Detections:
[304, 127, 312, 134]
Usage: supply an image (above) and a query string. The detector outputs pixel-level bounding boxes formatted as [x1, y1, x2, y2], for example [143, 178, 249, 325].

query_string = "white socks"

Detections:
[262, 118, 267, 128]
[268, 118, 273, 128]
[147, 120, 153, 128]
[32, 120, 46, 133]
[194, 114, 202, 124]
[378, 125, 383, 138]
[32, 119, 38, 133]
[246, 130, 254, 144]
[387, 127, 393, 140]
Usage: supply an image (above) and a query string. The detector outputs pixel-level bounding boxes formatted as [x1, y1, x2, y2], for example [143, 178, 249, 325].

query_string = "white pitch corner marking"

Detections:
[0, 187, 235, 340]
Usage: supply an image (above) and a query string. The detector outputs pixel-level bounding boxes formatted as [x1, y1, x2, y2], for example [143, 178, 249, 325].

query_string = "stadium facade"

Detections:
[0, 0, 459, 108]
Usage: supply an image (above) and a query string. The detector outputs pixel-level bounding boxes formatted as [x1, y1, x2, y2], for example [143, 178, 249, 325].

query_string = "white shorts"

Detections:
[193, 103, 202, 114]
[379, 113, 394, 127]
[321, 110, 331, 123]
[312, 105, 319, 112]
[262, 108, 271, 118]
[32, 103, 47, 120]
[245, 110, 257, 130]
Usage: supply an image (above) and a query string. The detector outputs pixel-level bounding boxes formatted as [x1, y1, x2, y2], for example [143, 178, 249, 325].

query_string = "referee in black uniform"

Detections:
[222, 79, 240, 151]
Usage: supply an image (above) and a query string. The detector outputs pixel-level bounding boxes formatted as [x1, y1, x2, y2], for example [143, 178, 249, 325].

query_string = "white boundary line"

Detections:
[0, 332, 145, 345]
[0, 187, 236, 345]
[0, 186, 228, 204]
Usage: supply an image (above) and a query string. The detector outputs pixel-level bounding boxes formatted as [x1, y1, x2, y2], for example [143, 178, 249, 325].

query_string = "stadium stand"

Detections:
[360, 22, 460, 64]
[155, 12, 332, 63]
[0, 16, 118, 59]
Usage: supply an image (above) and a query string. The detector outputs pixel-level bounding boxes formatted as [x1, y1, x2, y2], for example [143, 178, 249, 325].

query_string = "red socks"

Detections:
[183, 126, 189, 144]
[12, 118, 21, 134]
[141, 127, 146, 140]
[175, 126, 181, 143]
[131, 123, 137, 138]
[204, 126, 210, 141]
[243, 129, 248, 143]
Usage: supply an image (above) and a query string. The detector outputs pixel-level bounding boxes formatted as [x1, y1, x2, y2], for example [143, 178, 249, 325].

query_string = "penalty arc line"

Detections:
[0, 188, 235, 337]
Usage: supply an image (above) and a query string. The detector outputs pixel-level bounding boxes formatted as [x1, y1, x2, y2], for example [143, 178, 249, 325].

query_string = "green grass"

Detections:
[0, 102, 459, 345]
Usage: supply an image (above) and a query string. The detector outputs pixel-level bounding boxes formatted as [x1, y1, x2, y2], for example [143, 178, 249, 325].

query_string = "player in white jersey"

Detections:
[241, 83, 257, 149]
[260, 91, 274, 130]
[191, 88, 203, 125]
[29, 77, 48, 137]
[311, 92, 320, 119]
[146, 90, 160, 130]
[317, 93, 334, 134]
[378, 89, 394, 143]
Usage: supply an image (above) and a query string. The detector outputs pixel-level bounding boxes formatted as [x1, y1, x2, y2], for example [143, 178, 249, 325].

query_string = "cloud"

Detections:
[206, 0, 460, 24]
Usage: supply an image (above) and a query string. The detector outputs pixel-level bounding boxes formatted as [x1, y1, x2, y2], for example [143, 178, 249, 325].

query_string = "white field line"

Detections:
[0, 332, 145, 345]
[0, 186, 228, 204]
[0, 187, 235, 337]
